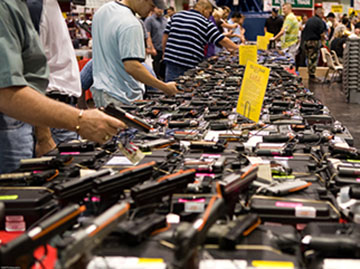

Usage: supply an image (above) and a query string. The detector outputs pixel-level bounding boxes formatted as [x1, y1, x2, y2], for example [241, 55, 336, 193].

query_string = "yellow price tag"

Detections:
[0, 195, 18, 200]
[265, 32, 274, 39]
[138, 258, 164, 264]
[257, 36, 269, 51]
[252, 260, 294, 268]
[62, 12, 67, 19]
[236, 61, 270, 123]
[331, 5, 343, 13]
[239, 45, 257, 66]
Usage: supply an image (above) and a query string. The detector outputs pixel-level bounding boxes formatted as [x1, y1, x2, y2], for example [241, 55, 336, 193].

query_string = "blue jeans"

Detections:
[51, 128, 78, 145]
[0, 113, 34, 173]
[165, 61, 190, 82]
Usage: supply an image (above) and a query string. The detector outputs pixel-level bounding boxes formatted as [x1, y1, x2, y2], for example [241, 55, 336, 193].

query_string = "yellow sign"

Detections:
[62, 12, 67, 19]
[257, 36, 269, 51]
[265, 32, 274, 39]
[236, 61, 270, 123]
[252, 260, 294, 268]
[239, 45, 257, 66]
[349, 8, 359, 16]
[331, 5, 343, 13]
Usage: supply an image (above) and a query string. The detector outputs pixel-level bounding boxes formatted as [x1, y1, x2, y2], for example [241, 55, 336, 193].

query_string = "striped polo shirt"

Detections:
[164, 9, 225, 68]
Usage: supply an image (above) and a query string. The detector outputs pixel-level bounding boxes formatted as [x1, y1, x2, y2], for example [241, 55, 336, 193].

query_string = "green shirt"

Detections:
[281, 12, 299, 49]
[0, 0, 48, 93]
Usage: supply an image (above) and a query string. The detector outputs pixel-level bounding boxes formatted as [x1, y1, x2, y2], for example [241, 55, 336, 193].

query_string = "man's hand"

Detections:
[161, 82, 180, 96]
[78, 109, 126, 144]
[36, 137, 57, 157]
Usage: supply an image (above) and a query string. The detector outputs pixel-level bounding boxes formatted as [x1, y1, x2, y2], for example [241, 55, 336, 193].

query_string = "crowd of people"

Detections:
[1, 0, 359, 174]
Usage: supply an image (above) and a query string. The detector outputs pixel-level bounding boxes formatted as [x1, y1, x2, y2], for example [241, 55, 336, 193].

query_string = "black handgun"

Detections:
[0, 169, 59, 186]
[18, 156, 73, 171]
[93, 162, 155, 195]
[302, 235, 360, 257]
[131, 169, 196, 206]
[138, 139, 175, 152]
[57, 141, 96, 153]
[0, 204, 86, 268]
[219, 214, 261, 249]
[338, 165, 360, 177]
[112, 213, 167, 245]
[103, 103, 153, 132]
[171, 165, 258, 268]
[168, 120, 198, 128]
[172, 194, 225, 269]
[217, 164, 259, 214]
[190, 140, 227, 152]
[54, 169, 113, 203]
[57, 202, 130, 268]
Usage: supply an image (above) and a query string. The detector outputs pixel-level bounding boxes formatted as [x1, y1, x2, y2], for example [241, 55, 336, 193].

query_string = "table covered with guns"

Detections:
[1, 51, 360, 269]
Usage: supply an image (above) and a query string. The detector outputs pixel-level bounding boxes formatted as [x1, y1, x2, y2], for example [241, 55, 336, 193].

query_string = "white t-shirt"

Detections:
[40, 0, 81, 97]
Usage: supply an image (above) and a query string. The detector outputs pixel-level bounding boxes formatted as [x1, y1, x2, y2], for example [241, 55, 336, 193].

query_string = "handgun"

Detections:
[302, 235, 360, 257]
[168, 120, 198, 128]
[138, 139, 175, 152]
[219, 214, 261, 249]
[54, 169, 113, 203]
[338, 165, 360, 177]
[190, 140, 227, 152]
[257, 180, 312, 196]
[131, 169, 196, 206]
[93, 162, 155, 195]
[0, 170, 59, 186]
[0, 204, 86, 268]
[18, 156, 73, 171]
[171, 165, 258, 269]
[112, 213, 167, 245]
[57, 202, 130, 268]
[103, 103, 153, 132]
[57, 141, 96, 153]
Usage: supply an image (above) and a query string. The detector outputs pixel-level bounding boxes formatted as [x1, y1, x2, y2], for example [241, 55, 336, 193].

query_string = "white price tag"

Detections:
[200, 260, 247, 269]
[295, 206, 316, 218]
[323, 259, 360, 269]
[185, 201, 205, 213]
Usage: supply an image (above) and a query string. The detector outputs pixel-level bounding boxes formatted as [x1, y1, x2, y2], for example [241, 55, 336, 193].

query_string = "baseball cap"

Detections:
[152, 0, 166, 9]
[272, 8, 278, 13]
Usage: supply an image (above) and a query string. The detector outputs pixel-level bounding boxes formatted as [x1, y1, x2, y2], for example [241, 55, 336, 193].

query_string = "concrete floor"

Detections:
[304, 78, 360, 148]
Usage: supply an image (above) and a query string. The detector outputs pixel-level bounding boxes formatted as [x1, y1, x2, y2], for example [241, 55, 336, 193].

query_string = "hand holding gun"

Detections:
[103, 103, 153, 133]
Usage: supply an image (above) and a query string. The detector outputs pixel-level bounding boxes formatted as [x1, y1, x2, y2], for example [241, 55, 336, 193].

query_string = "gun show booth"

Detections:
[1, 0, 360, 268]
